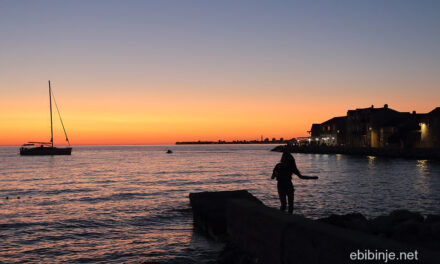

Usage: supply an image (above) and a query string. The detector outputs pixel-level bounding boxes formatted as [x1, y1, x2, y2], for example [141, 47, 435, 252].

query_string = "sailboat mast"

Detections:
[49, 80, 54, 147]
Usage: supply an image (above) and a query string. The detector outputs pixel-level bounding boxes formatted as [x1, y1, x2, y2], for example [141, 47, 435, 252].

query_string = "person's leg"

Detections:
[287, 189, 294, 214]
[277, 186, 287, 211]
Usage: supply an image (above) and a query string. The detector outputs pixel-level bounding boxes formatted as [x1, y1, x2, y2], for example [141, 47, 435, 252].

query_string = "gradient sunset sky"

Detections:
[1, 0, 440, 145]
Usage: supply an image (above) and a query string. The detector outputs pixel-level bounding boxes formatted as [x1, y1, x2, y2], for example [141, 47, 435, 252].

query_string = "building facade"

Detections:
[307, 105, 439, 149]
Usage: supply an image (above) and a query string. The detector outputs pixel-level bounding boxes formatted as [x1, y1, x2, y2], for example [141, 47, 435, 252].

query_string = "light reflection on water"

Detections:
[0, 145, 440, 263]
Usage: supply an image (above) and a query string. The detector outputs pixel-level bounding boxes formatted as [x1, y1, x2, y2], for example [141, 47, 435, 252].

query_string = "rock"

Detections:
[370, 215, 393, 235]
[317, 210, 440, 251]
[396, 219, 421, 234]
[218, 243, 257, 264]
[391, 218, 421, 243]
[388, 210, 423, 224]
[431, 222, 440, 240]
[426, 214, 440, 224]
[418, 222, 432, 237]
[416, 222, 440, 251]
[318, 213, 370, 232]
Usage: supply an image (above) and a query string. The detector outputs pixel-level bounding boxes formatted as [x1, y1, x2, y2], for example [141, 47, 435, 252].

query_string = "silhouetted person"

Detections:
[271, 151, 318, 213]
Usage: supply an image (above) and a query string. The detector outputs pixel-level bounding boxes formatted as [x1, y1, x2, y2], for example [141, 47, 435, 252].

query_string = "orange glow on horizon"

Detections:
[2, 82, 439, 146]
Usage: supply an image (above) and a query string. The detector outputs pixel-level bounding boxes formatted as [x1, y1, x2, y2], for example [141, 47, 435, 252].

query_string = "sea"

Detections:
[1, 145, 440, 263]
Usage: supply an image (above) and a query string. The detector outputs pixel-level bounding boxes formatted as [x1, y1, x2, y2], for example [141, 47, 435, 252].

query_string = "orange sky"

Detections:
[1, 2, 440, 145]
[1, 79, 439, 146]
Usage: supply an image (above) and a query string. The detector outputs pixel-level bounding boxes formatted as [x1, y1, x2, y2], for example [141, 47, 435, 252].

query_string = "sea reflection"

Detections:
[414, 160, 430, 196]
[367, 155, 376, 168]
[1, 145, 440, 263]
[417, 160, 428, 173]
[336, 154, 342, 161]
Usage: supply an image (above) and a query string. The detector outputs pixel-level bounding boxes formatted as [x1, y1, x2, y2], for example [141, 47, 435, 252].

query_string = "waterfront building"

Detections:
[307, 105, 440, 149]
[310, 116, 346, 146]
[420, 107, 440, 148]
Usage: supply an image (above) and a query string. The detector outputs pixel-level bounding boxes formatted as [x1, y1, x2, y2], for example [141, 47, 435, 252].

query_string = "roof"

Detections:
[311, 124, 321, 129]
[322, 116, 346, 125]
[428, 107, 440, 116]
[347, 105, 401, 115]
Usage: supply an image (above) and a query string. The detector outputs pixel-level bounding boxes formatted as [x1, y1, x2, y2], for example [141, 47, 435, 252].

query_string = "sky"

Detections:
[1, 0, 440, 145]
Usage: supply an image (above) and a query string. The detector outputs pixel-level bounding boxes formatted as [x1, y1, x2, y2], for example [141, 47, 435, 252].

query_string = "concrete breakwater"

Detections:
[189, 190, 440, 264]
[189, 190, 263, 241]
[272, 145, 440, 160]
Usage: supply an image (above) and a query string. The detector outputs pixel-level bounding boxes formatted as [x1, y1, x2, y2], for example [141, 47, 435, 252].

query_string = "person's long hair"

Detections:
[281, 151, 296, 171]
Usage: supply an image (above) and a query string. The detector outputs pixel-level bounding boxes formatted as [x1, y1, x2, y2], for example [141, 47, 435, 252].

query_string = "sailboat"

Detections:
[20, 81, 72, 156]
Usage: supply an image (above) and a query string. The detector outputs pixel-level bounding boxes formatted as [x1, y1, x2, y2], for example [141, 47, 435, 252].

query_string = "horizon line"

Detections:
[0, 142, 286, 147]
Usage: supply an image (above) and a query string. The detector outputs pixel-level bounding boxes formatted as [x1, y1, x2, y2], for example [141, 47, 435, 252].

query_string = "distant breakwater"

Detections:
[176, 140, 286, 145]
[272, 145, 440, 160]
[189, 190, 440, 264]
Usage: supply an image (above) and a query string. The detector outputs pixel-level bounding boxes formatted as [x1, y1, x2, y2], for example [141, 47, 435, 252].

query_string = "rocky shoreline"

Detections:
[318, 210, 440, 251]
[190, 190, 440, 264]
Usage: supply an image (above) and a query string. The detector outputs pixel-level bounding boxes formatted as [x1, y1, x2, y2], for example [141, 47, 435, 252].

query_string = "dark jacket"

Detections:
[273, 162, 293, 183]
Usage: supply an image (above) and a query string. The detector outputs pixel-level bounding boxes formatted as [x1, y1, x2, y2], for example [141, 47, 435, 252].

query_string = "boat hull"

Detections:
[20, 146, 72, 156]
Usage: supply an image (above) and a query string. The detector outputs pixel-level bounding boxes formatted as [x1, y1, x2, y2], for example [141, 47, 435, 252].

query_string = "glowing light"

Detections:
[421, 123, 428, 142]
[367, 155, 376, 167]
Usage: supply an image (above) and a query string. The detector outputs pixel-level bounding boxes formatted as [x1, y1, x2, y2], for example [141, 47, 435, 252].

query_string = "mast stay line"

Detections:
[51, 84, 71, 146]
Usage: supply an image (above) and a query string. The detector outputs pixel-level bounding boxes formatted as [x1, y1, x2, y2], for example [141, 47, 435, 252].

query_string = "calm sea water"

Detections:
[1, 145, 440, 263]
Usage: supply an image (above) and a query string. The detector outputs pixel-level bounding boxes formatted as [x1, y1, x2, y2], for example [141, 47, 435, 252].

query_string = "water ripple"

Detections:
[0, 145, 439, 263]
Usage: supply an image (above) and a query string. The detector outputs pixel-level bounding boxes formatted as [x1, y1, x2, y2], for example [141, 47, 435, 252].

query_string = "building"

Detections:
[345, 104, 416, 148]
[420, 107, 440, 148]
[306, 104, 440, 149]
[310, 116, 346, 146]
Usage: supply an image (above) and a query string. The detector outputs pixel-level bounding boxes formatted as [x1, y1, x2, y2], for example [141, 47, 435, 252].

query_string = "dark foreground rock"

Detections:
[318, 209, 440, 251]
[190, 190, 440, 264]
[217, 243, 257, 264]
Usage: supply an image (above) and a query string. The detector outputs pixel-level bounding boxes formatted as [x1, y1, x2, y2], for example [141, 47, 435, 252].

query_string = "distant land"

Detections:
[175, 138, 291, 145]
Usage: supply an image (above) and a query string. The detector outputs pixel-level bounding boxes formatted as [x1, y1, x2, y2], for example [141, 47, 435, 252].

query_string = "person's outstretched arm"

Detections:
[297, 174, 318, 180]
[292, 163, 318, 179]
